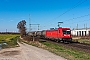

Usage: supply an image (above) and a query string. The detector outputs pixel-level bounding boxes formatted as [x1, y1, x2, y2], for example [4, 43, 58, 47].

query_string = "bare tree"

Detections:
[17, 20, 26, 37]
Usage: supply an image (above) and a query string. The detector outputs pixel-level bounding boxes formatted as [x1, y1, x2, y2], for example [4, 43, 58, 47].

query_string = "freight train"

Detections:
[28, 27, 72, 43]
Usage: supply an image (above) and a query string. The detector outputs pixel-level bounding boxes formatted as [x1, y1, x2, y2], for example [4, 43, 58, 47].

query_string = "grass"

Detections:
[77, 39, 90, 44]
[41, 42, 90, 60]
[18, 38, 46, 48]
[72, 37, 90, 44]
[0, 34, 20, 48]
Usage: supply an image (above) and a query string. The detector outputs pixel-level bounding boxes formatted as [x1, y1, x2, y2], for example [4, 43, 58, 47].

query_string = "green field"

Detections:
[0, 34, 20, 48]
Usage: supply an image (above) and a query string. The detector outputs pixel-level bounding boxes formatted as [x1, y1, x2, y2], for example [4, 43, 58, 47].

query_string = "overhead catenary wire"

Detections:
[63, 14, 90, 22]
[42, 0, 88, 30]
[46, 0, 88, 27]
[64, 19, 90, 28]
[52, 0, 88, 20]
[47, 13, 90, 28]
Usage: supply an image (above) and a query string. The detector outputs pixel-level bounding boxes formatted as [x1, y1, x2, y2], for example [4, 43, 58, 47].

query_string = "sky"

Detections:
[0, 0, 90, 32]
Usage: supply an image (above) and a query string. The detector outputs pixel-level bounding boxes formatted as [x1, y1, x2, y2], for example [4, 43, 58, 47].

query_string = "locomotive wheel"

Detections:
[56, 40, 60, 43]
[63, 41, 70, 44]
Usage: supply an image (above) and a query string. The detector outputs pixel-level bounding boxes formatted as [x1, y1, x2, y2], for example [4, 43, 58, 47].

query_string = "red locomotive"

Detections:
[45, 28, 72, 42]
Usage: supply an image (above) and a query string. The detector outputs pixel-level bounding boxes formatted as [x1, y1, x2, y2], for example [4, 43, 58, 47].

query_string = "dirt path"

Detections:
[0, 42, 66, 60]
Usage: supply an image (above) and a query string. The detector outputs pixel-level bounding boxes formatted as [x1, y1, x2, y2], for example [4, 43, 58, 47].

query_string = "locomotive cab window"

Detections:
[63, 30, 70, 34]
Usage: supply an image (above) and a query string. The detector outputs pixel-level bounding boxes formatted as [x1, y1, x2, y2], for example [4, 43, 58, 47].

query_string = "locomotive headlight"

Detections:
[64, 34, 67, 36]
[64, 34, 70, 36]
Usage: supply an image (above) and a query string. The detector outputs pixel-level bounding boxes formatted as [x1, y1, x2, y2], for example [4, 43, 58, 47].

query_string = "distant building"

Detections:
[71, 28, 90, 36]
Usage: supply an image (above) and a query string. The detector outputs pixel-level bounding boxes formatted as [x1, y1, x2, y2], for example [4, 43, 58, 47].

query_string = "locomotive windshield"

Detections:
[63, 30, 71, 34]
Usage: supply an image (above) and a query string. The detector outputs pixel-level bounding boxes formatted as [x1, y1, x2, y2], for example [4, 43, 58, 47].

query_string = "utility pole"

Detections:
[29, 14, 31, 32]
[77, 24, 78, 30]
[38, 24, 40, 30]
[86, 23, 87, 30]
[84, 24, 85, 28]
[6, 29, 7, 32]
[30, 24, 40, 42]
[29, 14, 40, 31]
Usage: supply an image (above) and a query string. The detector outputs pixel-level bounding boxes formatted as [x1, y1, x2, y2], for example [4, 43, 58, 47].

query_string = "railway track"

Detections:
[63, 42, 90, 53]
[40, 39, 90, 53]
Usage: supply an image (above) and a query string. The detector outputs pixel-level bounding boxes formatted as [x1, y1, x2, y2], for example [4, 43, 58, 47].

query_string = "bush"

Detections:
[22, 35, 39, 41]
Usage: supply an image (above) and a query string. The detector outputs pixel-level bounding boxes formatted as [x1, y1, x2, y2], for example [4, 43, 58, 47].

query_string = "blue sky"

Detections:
[0, 0, 90, 32]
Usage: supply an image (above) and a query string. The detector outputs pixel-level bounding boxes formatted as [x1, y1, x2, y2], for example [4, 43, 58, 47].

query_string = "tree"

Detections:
[17, 20, 26, 37]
